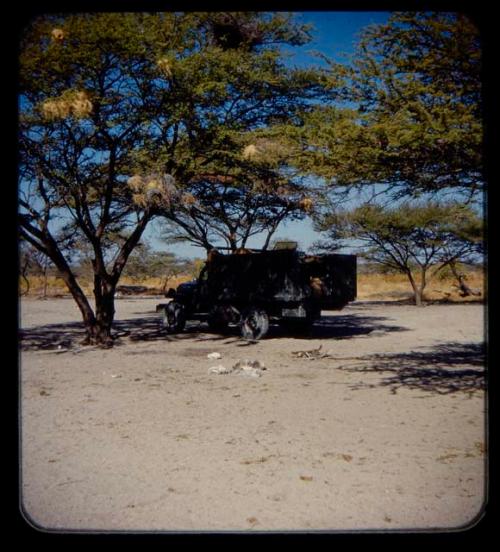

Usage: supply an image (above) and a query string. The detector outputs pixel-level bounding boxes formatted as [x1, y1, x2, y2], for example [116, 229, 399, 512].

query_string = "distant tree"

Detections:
[185, 258, 206, 281]
[19, 241, 53, 296]
[122, 242, 194, 291]
[158, 173, 315, 252]
[432, 206, 484, 296]
[316, 202, 483, 306]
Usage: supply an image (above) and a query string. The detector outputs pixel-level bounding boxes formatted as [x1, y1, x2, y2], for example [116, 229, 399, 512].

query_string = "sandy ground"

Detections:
[19, 297, 487, 533]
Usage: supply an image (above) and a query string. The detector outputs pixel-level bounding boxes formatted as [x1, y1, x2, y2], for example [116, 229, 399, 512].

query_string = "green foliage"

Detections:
[18, 12, 327, 340]
[295, 12, 483, 200]
[320, 202, 482, 262]
[120, 12, 330, 250]
[317, 201, 483, 304]
[122, 242, 193, 283]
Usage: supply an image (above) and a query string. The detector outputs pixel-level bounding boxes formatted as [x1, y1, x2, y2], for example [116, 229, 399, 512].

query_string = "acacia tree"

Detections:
[19, 241, 54, 296]
[292, 12, 483, 202]
[129, 12, 330, 251]
[158, 172, 314, 252]
[292, 12, 484, 304]
[122, 242, 194, 291]
[316, 202, 483, 305]
[19, 14, 165, 344]
[19, 12, 328, 345]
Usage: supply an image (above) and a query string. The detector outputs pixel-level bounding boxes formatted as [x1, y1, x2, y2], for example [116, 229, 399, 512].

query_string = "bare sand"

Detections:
[19, 297, 487, 532]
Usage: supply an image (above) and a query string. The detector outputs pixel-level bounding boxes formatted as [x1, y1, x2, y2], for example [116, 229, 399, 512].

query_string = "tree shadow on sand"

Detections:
[19, 309, 410, 351]
[297, 314, 409, 340]
[338, 342, 486, 395]
[19, 313, 486, 395]
[182, 312, 409, 343]
[18, 314, 166, 351]
[19, 320, 88, 351]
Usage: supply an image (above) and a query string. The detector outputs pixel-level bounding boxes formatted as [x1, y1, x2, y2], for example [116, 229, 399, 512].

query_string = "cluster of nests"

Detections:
[127, 174, 314, 213]
[42, 30, 91, 120]
[47, 26, 313, 213]
[41, 90, 93, 120]
[155, 15, 268, 78]
[127, 172, 313, 213]
[207, 13, 267, 51]
[156, 56, 173, 78]
[51, 28, 65, 42]
[127, 173, 197, 209]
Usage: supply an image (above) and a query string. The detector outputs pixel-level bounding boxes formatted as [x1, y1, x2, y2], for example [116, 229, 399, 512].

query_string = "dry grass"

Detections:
[357, 270, 484, 302]
[19, 274, 193, 298]
[20, 270, 484, 303]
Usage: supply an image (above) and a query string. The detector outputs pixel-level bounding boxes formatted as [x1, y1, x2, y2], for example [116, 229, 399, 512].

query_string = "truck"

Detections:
[156, 245, 356, 340]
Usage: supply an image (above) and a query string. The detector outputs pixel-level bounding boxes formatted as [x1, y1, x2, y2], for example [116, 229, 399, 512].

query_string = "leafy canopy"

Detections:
[18, 12, 331, 341]
[316, 201, 483, 271]
[292, 12, 483, 201]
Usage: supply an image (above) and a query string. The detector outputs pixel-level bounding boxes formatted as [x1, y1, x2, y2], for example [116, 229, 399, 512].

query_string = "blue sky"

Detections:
[145, 11, 392, 259]
[291, 11, 391, 64]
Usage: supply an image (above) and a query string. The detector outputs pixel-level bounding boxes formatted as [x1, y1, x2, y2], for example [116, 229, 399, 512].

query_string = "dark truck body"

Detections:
[157, 249, 356, 339]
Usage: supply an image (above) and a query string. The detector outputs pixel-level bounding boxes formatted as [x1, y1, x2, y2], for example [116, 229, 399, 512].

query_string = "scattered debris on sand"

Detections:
[208, 359, 267, 378]
[291, 345, 330, 360]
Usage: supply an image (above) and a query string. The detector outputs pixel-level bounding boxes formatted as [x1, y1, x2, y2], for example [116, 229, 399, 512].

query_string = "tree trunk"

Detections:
[449, 261, 479, 297]
[43, 258, 116, 347]
[419, 266, 427, 304]
[53, 263, 104, 343]
[21, 212, 151, 347]
[85, 319, 113, 346]
[42, 262, 48, 299]
[55, 261, 115, 347]
[88, 274, 116, 347]
[407, 270, 423, 306]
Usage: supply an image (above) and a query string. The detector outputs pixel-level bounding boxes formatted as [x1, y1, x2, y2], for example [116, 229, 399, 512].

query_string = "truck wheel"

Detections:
[162, 301, 186, 334]
[241, 307, 269, 340]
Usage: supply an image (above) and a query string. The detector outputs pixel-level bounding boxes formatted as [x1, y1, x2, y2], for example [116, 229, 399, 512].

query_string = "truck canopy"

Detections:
[201, 249, 356, 310]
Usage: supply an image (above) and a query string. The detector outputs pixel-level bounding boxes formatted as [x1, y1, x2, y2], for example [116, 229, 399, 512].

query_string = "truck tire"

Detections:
[162, 301, 186, 334]
[241, 307, 269, 340]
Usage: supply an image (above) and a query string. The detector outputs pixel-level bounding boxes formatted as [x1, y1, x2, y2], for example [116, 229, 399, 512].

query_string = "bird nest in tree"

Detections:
[276, 185, 292, 197]
[156, 57, 173, 77]
[242, 139, 291, 163]
[209, 14, 265, 51]
[51, 28, 65, 42]
[299, 197, 314, 212]
[182, 193, 197, 206]
[127, 173, 179, 208]
[41, 91, 93, 120]
[242, 144, 259, 160]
